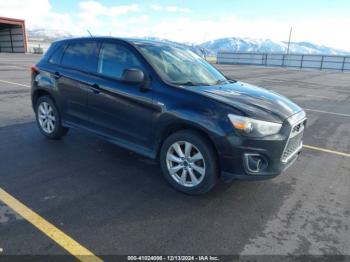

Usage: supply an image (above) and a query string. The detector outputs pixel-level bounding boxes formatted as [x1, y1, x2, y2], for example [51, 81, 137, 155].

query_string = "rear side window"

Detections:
[48, 44, 66, 65]
[97, 43, 142, 79]
[61, 41, 98, 72]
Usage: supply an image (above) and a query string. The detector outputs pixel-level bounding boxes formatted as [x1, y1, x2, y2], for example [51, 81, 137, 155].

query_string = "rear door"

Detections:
[58, 40, 99, 127]
[87, 41, 155, 151]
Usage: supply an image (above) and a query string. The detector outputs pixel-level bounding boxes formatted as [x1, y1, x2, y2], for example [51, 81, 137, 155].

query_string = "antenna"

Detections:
[286, 27, 292, 55]
[87, 30, 93, 37]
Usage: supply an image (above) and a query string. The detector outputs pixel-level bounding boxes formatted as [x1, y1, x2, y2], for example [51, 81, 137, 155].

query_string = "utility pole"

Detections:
[286, 27, 292, 55]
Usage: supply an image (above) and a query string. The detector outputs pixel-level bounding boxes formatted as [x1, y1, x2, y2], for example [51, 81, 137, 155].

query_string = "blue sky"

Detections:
[1, 0, 350, 50]
[50, 0, 350, 21]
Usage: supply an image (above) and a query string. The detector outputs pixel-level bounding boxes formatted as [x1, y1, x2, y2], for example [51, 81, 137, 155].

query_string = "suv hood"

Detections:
[193, 81, 302, 123]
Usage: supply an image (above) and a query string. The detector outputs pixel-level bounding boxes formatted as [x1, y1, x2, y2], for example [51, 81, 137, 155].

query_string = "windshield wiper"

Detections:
[224, 76, 237, 83]
[173, 81, 207, 86]
[214, 79, 228, 85]
[214, 78, 236, 85]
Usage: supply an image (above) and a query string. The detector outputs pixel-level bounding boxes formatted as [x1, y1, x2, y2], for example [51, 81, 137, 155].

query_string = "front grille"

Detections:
[281, 118, 306, 163]
[281, 131, 303, 162]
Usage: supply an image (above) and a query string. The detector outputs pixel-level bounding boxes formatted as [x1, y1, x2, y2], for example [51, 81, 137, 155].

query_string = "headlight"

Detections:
[228, 114, 282, 137]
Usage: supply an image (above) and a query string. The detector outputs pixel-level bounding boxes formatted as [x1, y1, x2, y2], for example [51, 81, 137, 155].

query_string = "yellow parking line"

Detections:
[0, 79, 30, 87]
[0, 188, 102, 262]
[304, 145, 350, 157]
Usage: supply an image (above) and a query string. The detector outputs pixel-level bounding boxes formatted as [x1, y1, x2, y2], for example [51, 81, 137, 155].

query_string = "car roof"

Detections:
[54, 37, 180, 48]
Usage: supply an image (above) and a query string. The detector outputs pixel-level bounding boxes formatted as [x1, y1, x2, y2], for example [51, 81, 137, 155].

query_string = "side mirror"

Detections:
[121, 68, 145, 84]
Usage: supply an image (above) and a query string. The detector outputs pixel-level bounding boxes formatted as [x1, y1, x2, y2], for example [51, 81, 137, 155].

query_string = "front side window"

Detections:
[135, 44, 228, 86]
[61, 41, 98, 72]
[97, 43, 142, 79]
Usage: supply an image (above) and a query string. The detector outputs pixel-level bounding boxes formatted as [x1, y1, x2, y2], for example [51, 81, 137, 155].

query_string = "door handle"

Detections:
[53, 72, 61, 79]
[90, 83, 101, 94]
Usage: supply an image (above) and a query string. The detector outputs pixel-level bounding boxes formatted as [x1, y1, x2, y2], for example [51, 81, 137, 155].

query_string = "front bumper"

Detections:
[221, 149, 301, 182]
[217, 112, 306, 182]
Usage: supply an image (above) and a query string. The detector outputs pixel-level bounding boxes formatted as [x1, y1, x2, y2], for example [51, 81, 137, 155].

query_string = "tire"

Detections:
[35, 95, 69, 139]
[160, 130, 218, 195]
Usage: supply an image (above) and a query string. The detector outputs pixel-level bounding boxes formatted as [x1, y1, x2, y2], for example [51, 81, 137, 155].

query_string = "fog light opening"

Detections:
[244, 153, 268, 173]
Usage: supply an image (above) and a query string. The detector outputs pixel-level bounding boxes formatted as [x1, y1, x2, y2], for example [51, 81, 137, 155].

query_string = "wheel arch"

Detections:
[155, 121, 221, 171]
[32, 89, 57, 110]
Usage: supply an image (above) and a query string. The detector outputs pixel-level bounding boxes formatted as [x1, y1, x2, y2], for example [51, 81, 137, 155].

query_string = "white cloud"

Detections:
[0, 0, 74, 31]
[79, 1, 140, 17]
[150, 4, 162, 11]
[165, 6, 192, 13]
[0, 0, 349, 51]
[150, 4, 192, 13]
[145, 16, 350, 51]
[76, 1, 140, 35]
[79, 1, 106, 17]
[0, 0, 139, 36]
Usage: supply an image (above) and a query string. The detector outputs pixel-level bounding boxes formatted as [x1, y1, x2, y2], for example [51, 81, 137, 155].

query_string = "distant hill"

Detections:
[27, 29, 73, 42]
[27, 29, 350, 56]
[199, 37, 350, 56]
[140, 36, 204, 55]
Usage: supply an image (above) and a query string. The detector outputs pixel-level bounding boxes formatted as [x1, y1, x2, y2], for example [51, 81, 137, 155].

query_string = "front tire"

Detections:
[35, 96, 68, 139]
[160, 130, 218, 195]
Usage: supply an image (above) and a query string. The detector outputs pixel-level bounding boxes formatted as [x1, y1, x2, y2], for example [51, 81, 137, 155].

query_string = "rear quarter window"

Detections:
[61, 41, 98, 72]
[48, 44, 66, 65]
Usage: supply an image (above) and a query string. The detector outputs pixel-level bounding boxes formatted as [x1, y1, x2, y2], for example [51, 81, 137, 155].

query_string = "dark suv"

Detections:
[31, 37, 306, 194]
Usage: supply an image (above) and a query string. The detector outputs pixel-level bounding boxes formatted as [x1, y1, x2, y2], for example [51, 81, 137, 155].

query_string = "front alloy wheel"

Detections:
[166, 141, 206, 187]
[160, 130, 218, 194]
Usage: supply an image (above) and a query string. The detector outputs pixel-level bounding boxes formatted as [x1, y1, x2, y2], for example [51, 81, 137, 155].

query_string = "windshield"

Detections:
[136, 43, 228, 86]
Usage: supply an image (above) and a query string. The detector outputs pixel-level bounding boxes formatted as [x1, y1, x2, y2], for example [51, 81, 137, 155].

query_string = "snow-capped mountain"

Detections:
[143, 37, 350, 56]
[199, 37, 350, 56]
[139, 37, 204, 55]
[26, 30, 350, 56]
[27, 29, 73, 42]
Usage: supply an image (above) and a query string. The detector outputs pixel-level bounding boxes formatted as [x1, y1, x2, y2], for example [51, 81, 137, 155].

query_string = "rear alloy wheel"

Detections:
[35, 96, 69, 139]
[38, 102, 56, 134]
[160, 130, 218, 194]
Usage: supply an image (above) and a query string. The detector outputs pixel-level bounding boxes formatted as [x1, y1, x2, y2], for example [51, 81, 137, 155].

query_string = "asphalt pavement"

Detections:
[0, 53, 349, 259]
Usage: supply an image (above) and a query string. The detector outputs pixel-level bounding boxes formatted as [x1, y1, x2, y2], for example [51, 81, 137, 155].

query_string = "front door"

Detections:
[88, 42, 155, 152]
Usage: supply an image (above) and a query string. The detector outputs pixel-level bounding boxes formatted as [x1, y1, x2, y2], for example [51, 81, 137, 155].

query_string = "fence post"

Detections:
[265, 54, 268, 66]
[282, 54, 285, 67]
[341, 56, 346, 72]
[300, 55, 304, 69]
[320, 56, 324, 70]
[9, 28, 14, 53]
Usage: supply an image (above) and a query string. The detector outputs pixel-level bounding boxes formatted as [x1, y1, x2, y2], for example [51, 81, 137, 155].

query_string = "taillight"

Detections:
[31, 65, 38, 75]
[31, 65, 39, 85]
